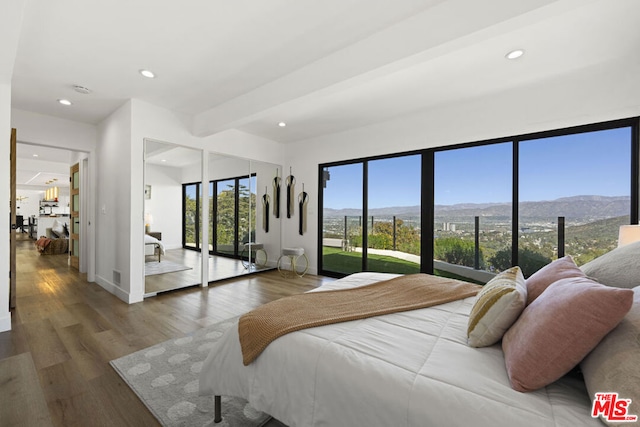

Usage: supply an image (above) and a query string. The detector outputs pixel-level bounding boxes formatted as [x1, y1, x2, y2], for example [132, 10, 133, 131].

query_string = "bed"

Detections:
[144, 234, 165, 262]
[199, 243, 640, 427]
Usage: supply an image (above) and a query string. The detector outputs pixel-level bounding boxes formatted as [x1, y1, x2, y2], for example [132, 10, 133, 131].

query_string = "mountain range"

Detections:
[323, 195, 631, 222]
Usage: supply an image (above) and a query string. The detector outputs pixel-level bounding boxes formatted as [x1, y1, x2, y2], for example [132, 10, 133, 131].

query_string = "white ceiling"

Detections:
[145, 140, 202, 168]
[7, 0, 640, 148]
[15, 144, 75, 187]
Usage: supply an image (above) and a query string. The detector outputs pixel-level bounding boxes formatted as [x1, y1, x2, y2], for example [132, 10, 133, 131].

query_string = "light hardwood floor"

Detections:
[1, 234, 334, 427]
[144, 248, 274, 296]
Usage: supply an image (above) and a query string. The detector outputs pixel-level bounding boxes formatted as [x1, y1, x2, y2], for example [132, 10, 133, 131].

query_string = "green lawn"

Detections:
[322, 247, 420, 275]
[322, 247, 484, 284]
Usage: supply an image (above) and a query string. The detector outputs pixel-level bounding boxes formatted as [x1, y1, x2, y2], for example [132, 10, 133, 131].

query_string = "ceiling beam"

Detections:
[191, 0, 576, 138]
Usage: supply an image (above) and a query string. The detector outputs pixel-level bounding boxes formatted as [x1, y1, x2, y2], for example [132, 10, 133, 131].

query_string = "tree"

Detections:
[489, 248, 551, 278]
[366, 219, 421, 254]
[184, 194, 197, 245]
[215, 183, 256, 246]
[434, 237, 484, 269]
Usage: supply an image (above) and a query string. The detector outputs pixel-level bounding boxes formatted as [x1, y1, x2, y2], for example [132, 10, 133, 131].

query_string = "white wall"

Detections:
[16, 189, 41, 218]
[145, 164, 183, 250]
[12, 109, 97, 152]
[283, 63, 640, 274]
[95, 101, 136, 302]
[0, 83, 11, 331]
[251, 160, 282, 265]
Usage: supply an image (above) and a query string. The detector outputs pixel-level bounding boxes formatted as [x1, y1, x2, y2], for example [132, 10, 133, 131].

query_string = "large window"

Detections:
[518, 127, 631, 274]
[320, 155, 421, 275]
[367, 155, 421, 274]
[319, 118, 638, 279]
[434, 143, 512, 278]
[321, 163, 363, 275]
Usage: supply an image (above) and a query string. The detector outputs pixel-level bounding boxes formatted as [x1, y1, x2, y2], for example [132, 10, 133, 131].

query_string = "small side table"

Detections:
[277, 247, 308, 278]
[241, 243, 268, 269]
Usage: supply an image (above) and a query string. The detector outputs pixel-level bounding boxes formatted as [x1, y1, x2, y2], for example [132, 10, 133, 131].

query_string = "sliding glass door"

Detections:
[319, 118, 638, 279]
[518, 127, 631, 273]
[367, 155, 421, 274]
[434, 143, 512, 281]
[321, 163, 363, 275]
[320, 155, 421, 275]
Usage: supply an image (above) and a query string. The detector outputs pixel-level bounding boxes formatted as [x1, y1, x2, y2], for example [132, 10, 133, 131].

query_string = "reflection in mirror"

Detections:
[144, 140, 203, 296]
[249, 160, 282, 271]
[206, 154, 281, 278]
[143, 140, 282, 297]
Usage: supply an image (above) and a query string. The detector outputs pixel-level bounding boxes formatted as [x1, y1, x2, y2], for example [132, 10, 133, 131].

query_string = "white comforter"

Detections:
[144, 234, 165, 254]
[199, 272, 599, 427]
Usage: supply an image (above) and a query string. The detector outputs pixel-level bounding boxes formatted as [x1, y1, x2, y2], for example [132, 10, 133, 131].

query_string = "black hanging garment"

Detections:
[273, 171, 281, 219]
[298, 190, 308, 235]
[262, 193, 269, 233]
[286, 173, 295, 219]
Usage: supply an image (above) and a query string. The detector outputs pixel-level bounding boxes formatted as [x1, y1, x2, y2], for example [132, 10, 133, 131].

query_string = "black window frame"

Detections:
[181, 173, 257, 259]
[182, 181, 201, 251]
[318, 117, 640, 278]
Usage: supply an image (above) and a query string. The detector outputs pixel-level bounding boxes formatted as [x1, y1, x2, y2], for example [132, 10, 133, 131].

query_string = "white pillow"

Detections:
[52, 219, 65, 236]
[467, 266, 526, 347]
[581, 286, 640, 425]
[580, 241, 640, 289]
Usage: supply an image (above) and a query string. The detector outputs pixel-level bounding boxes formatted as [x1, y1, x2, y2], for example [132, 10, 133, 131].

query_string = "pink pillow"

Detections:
[502, 276, 633, 392]
[524, 255, 586, 305]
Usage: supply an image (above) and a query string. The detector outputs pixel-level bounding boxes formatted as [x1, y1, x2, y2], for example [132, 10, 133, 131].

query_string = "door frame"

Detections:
[10, 128, 16, 308]
[70, 162, 80, 269]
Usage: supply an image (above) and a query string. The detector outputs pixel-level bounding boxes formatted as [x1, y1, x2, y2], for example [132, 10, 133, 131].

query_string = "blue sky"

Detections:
[324, 127, 631, 209]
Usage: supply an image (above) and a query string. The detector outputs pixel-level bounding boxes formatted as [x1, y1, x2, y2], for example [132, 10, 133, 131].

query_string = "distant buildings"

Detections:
[442, 222, 456, 232]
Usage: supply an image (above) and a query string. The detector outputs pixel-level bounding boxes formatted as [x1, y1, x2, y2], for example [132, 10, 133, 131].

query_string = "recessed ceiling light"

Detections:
[32, 154, 38, 157]
[139, 69, 156, 78]
[278, 122, 287, 127]
[161, 159, 167, 162]
[505, 49, 525, 60]
[58, 99, 72, 106]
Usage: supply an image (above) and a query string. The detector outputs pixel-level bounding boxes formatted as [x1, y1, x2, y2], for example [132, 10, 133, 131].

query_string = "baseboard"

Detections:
[95, 274, 131, 303]
[0, 311, 12, 332]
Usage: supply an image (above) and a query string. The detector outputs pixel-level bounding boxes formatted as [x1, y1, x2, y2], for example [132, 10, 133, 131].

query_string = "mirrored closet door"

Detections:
[144, 140, 282, 296]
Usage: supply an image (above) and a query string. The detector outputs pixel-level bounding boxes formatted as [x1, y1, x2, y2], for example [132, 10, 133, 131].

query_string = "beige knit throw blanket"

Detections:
[239, 274, 481, 365]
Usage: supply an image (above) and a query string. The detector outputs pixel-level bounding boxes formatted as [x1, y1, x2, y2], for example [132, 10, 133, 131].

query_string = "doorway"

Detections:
[13, 142, 91, 280]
